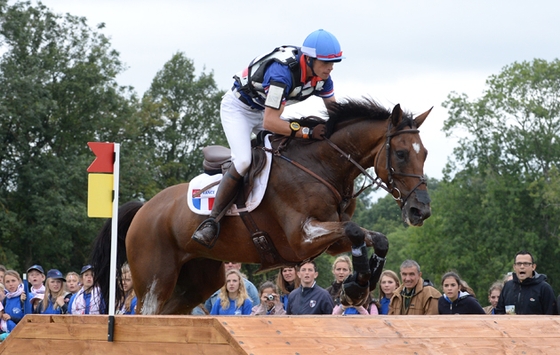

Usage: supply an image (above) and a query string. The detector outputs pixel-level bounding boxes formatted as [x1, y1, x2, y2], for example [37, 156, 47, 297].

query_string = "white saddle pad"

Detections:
[187, 136, 272, 216]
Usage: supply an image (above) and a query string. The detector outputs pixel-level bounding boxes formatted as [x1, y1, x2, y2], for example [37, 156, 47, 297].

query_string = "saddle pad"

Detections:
[187, 136, 273, 216]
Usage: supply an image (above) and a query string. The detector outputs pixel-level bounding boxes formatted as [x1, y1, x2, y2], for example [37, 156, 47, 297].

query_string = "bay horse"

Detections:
[90, 98, 432, 315]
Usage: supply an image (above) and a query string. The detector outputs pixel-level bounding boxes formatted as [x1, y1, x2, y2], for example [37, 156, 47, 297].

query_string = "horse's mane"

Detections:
[324, 97, 414, 138]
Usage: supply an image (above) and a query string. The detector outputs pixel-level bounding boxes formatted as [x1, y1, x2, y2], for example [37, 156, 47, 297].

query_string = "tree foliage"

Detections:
[405, 59, 560, 301]
[0, 1, 142, 271]
[140, 53, 226, 190]
[0, 2, 224, 273]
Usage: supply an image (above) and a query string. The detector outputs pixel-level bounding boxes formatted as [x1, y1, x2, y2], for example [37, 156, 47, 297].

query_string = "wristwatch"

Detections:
[302, 127, 310, 139]
[289, 121, 301, 132]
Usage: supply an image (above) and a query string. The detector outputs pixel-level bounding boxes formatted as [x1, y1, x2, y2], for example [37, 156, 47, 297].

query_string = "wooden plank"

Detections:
[0, 339, 239, 355]
[233, 337, 560, 355]
[218, 315, 560, 339]
[3, 315, 560, 355]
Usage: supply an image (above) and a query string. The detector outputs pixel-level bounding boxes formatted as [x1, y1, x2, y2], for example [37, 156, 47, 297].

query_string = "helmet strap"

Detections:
[306, 56, 318, 77]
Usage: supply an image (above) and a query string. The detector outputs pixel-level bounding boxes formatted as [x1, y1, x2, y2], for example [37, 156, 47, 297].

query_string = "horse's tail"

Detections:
[90, 200, 143, 314]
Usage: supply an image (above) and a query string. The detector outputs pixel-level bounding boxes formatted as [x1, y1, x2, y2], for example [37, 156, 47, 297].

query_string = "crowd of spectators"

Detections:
[1, 249, 557, 342]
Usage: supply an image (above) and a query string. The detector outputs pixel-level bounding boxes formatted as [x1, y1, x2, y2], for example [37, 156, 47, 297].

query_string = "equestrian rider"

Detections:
[192, 29, 345, 248]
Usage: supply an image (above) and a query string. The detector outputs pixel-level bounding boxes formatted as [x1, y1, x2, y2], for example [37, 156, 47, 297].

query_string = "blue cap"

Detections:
[27, 264, 45, 274]
[47, 269, 66, 281]
[80, 264, 93, 275]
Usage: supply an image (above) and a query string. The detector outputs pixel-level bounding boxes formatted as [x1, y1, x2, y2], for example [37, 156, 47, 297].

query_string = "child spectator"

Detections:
[1, 270, 27, 332]
[378, 270, 400, 315]
[210, 269, 252, 315]
[0, 282, 7, 340]
[65, 271, 81, 295]
[0, 265, 7, 284]
[69, 265, 105, 315]
[35, 269, 71, 314]
[26, 265, 46, 298]
[29, 294, 44, 311]
[483, 282, 503, 314]
[116, 263, 137, 315]
[251, 281, 285, 315]
[438, 271, 485, 314]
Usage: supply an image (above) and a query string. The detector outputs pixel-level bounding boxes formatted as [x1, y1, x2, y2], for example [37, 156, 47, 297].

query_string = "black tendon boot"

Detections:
[191, 165, 243, 249]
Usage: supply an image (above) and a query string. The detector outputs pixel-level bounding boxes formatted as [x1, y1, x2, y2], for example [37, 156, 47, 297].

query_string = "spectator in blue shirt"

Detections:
[35, 269, 71, 314]
[210, 269, 252, 315]
[378, 270, 400, 315]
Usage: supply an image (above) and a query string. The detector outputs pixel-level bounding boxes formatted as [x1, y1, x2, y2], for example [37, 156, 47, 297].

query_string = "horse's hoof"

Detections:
[344, 222, 365, 248]
[369, 231, 388, 258]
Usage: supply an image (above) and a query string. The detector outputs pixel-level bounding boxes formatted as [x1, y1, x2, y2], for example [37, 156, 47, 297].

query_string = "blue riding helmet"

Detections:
[301, 29, 345, 62]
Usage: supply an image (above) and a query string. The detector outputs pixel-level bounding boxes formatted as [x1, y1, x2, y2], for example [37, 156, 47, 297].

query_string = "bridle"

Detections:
[375, 121, 427, 204]
[266, 118, 427, 210]
[324, 120, 427, 206]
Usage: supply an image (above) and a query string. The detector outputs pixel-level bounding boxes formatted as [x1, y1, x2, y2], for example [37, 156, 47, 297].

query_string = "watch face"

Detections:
[290, 122, 301, 131]
[302, 127, 310, 134]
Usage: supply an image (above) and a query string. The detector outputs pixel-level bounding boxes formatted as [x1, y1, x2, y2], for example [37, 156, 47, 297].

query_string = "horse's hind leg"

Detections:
[128, 236, 181, 315]
[159, 258, 225, 315]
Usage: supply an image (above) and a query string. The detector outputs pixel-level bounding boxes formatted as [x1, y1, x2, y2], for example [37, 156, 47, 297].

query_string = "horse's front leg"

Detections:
[304, 220, 388, 300]
[324, 227, 388, 258]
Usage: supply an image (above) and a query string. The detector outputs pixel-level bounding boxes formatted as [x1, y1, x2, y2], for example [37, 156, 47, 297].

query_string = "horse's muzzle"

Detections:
[402, 190, 432, 226]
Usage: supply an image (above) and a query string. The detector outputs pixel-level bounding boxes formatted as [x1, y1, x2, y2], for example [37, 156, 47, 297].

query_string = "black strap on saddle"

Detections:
[234, 183, 293, 273]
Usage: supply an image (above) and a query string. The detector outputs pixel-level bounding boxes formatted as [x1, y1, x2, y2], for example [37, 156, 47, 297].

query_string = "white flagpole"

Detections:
[108, 143, 120, 341]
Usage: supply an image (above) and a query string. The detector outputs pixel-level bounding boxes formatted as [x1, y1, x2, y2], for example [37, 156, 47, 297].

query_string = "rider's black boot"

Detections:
[191, 165, 243, 249]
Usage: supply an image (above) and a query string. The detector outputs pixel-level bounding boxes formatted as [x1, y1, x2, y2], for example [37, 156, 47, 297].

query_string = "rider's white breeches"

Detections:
[220, 89, 264, 176]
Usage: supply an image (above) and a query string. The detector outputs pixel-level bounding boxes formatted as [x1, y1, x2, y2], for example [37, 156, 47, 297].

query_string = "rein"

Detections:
[263, 120, 427, 211]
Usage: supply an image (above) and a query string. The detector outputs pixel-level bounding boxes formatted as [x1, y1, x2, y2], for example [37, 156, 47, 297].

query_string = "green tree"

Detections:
[409, 58, 560, 301]
[141, 52, 226, 189]
[0, 1, 143, 271]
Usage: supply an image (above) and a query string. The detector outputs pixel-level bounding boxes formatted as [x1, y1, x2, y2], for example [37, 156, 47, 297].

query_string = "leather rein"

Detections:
[263, 121, 426, 209]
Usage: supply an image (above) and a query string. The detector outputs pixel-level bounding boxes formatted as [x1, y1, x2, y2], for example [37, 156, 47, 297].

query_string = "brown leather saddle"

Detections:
[200, 139, 295, 272]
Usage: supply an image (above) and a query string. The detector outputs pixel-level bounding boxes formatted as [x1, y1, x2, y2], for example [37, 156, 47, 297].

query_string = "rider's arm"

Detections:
[263, 96, 334, 138]
[323, 96, 336, 105]
[263, 105, 299, 136]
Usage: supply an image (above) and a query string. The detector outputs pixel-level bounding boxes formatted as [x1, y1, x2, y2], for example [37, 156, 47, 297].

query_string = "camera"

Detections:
[266, 294, 274, 301]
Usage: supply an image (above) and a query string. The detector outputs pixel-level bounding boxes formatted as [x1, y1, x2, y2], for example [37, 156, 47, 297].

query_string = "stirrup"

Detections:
[192, 218, 220, 249]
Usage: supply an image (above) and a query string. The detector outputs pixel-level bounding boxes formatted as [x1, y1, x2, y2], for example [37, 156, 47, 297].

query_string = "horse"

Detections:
[90, 97, 432, 315]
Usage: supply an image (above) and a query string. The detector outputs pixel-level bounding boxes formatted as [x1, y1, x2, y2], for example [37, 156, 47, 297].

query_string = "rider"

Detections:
[192, 29, 345, 248]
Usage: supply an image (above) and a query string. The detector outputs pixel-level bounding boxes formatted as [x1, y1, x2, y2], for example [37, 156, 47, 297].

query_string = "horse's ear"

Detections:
[414, 107, 433, 128]
[390, 104, 403, 126]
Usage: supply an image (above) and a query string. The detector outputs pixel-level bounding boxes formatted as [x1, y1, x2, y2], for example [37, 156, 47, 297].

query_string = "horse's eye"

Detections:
[395, 150, 407, 160]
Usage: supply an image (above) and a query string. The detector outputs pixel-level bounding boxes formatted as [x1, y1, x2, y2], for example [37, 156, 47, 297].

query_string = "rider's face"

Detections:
[311, 59, 334, 80]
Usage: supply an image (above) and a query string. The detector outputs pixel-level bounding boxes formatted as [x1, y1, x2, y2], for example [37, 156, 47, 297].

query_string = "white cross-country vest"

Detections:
[233, 46, 325, 107]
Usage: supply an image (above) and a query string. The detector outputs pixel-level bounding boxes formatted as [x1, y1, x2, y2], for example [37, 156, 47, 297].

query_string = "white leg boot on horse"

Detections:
[340, 223, 373, 307]
[191, 165, 243, 249]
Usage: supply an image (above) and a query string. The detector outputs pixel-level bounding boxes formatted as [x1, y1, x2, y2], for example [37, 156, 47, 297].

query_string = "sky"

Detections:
[32, 0, 560, 182]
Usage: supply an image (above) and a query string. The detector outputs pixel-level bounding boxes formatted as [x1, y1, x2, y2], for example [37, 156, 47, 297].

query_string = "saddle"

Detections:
[201, 144, 267, 202]
[200, 135, 294, 272]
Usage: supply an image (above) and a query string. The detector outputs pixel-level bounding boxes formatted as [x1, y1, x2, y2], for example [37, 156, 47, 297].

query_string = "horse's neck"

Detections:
[325, 120, 387, 181]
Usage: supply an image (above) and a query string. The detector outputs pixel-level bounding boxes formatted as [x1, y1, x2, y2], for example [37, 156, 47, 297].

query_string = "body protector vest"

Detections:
[233, 46, 326, 108]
